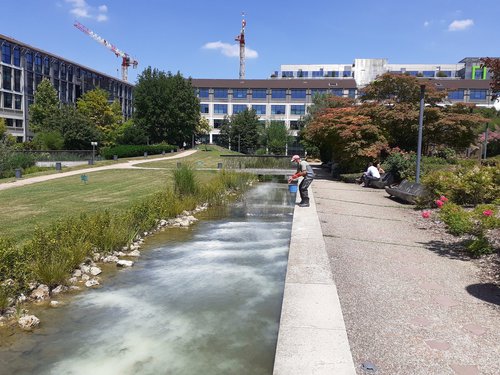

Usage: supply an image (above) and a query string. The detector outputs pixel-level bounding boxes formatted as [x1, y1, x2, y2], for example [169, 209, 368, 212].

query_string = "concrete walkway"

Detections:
[309, 167, 500, 375]
[0, 149, 197, 191]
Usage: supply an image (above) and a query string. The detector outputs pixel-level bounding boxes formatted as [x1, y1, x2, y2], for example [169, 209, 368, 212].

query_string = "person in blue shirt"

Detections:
[288, 155, 315, 207]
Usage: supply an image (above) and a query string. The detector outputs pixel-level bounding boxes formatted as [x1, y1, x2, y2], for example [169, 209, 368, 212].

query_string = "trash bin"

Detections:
[113, 155, 118, 160]
[217, 162, 223, 169]
[88, 159, 94, 165]
[55, 162, 62, 171]
[15, 168, 22, 179]
[144, 152, 148, 158]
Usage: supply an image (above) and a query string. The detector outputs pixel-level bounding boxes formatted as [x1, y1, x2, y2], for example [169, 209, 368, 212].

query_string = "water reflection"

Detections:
[0, 183, 294, 375]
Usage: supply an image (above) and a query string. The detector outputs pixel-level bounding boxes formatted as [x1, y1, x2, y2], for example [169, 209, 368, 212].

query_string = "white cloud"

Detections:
[65, 0, 109, 22]
[423, 21, 430, 27]
[448, 19, 474, 31]
[202, 41, 258, 59]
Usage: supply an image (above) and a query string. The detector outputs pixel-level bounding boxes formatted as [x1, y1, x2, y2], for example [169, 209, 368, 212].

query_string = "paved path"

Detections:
[312, 167, 500, 375]
[0, 150, 198, 191]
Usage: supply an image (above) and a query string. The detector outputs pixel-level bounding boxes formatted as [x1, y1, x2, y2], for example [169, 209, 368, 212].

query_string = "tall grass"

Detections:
[173, 164, 198, 196]
[0, 170, 255, 293]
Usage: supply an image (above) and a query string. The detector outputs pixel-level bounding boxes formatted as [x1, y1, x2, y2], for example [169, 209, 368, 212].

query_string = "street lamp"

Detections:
[91, 141, 98, 165]
[415, 85, 425, 183]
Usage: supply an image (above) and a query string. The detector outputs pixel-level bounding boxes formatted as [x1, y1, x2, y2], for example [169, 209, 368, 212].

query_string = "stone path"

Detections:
[312, 167, 500, 375]
[0, 150, 197, 191]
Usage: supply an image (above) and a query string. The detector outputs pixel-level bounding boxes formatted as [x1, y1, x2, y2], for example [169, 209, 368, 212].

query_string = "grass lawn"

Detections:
[0, 149, 226, 241]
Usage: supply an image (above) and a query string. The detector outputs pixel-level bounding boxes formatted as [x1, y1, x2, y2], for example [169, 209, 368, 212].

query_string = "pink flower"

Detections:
[440, 196, 448, 203]
[422, 211, 431, 219]
[435, 200, 444, 208]
[483, 210, 493, 217]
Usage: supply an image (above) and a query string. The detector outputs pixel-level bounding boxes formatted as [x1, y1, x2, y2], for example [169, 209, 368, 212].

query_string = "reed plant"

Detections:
[173, 164, 198, 196]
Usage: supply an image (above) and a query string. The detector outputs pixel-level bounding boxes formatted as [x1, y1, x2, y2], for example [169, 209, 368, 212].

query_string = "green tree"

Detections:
[32, 130, 65, 150]
[77, 88, 122, 145]
[46, 105, 100, 150]
[134, 67, 200, 147]
[29, 79, 60, 133]
[115, 120, 148, 145]
[261, 121, 291, 154]
[221, 109, 260, 153]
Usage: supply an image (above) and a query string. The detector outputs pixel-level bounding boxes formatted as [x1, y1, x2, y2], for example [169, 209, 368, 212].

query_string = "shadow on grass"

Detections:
[466, 283, 500, 306]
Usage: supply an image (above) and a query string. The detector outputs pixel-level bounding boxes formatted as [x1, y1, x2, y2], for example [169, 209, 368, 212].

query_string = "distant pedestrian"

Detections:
[361, 162, 381, 187]
[288, 155, 314, 207]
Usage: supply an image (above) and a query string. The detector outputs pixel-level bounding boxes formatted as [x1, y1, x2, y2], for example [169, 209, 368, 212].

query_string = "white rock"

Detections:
[1, 279, 14, 287]
[17, 293, 27, 303]
[68, 286, 81, 291]
[90, 266, 102, 276]
[0, 316, 6, 327]
[181, 210, 190, 216]
[186, 215, 198, 222]
[28, 282, 38, 291]
[85, 279, 100, 288]
[80, 265, 91, 274]
[51, 285, 67, 295]
[117, 260, 134, 267]
[68, 277, 78, 284]
[143, 231, 149, 237]
[113, 251, 126, 257]
[127, 250, 141, 257]
[81, 274, 90, 281]
[18, 315, 40, 330]
[103, 255, 119, 263]
[73, 269, 82, 277]
[30, 285, 50, 301]
[160, 219, 167, 227]
[92, 253, 101, 262]
[50, 301, 59, 307]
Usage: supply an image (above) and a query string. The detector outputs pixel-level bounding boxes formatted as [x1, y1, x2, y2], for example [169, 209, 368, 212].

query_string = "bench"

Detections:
[369, 173, 394, 189]
[384, 179, 428, 204]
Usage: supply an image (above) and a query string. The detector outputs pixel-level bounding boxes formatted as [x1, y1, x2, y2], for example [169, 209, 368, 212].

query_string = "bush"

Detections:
[439, 203, 473, 236]
[32, 131, 64, 150]
[100, 143, 176, 159]
[173, 165, 198, 196]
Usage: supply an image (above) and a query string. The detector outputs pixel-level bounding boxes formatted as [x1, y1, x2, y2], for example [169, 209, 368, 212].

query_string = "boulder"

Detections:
[117, 260, 134, 267]
[17, 293, 27, 303]
[50, 301, 59, 307]
[73, 269, 82, 278]
[18, 315, 40, 330]
[80, 265, 91, 274]
[68, 277, 78, 284]
[90, 266, 102, 276]
[103, 255, 119, 263]
[51, 285, 67, 295]
[81, 274, 90, 282]
[85, 279, 100, 288]
[92, 253, 101, 262]
[127, 250, 141, 257]
[68, 286, 81, 291]
[30, 285, 49, 301]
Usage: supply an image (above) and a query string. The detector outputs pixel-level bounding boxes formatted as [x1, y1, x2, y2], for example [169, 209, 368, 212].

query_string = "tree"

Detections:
[134, 67, 200, 147]
[220, 109, 261, 153]
[261, 121, 291, 155]
[195, 117, 211, 145]
[77, 88, 122, 145]
[29, 79, 60, 133]
[115, 120, 148, 145]
[46, 105, 100, 150]
[480, 57, 500, 94]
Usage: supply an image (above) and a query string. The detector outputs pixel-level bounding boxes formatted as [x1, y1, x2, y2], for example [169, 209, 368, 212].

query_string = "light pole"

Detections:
[91, 141, 98, 165]
[415, 85, 425, 183]
[483, 123, 489, 160]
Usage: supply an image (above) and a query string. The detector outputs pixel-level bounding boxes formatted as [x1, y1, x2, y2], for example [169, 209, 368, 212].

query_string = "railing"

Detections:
[221, 155, 292, 169]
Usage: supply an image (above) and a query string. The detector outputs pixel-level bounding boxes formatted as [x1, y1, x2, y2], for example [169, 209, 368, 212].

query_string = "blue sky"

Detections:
[1, 0, 498, 83]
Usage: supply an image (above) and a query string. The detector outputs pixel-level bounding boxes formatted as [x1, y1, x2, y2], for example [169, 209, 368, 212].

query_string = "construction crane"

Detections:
[73, 21, 138, 82]
[234, 14, 246, 79]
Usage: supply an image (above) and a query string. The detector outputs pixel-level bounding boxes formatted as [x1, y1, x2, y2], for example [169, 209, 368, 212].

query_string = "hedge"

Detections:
[100, 143, 177, 159]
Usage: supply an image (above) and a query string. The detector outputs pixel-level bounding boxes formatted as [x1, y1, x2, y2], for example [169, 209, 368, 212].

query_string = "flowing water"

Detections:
[0, 183, 294, 375]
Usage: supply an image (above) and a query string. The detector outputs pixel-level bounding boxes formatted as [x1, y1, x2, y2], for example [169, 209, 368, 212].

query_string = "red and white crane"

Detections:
[234, 14, 246, 79]
[74, 21, 138, 82]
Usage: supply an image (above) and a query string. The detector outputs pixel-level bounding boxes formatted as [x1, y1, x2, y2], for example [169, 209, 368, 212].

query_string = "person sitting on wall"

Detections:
[377, 163, 385, 174]
[361, 162, 381, 187]
[288, 155, 315, 207]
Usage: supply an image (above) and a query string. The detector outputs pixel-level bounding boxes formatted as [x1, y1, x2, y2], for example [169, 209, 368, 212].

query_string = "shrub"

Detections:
[173, 165, 198, 196]
[0, 284, 10, 313]
[100, 143, 176, 159]
[439, 203, 473, 236]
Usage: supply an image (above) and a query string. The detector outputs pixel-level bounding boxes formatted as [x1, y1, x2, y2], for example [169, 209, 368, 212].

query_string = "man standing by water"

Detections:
[288, 155, 315, 207]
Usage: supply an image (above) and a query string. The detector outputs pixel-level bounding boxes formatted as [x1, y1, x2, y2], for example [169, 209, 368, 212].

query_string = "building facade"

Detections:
[0, 34, 134, 141]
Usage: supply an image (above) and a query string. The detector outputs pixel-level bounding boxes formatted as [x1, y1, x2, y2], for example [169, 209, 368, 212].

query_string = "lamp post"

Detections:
[415, 84, 425, 183]
[483, 123, 489, 160]
[91, 141, 98, 165]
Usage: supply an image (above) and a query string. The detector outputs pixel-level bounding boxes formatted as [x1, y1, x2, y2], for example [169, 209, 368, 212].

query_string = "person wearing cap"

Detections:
[288, 155, 315, 207]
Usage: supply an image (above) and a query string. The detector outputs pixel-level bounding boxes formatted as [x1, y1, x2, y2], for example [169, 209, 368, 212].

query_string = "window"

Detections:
[53, 61, 59, 77]
[214, 104, 228, 114]
[2, 43, 11, 64]
[325, 71, 339, 77]
[290, 105, 305, 115]
[26, 52, 33, 71]
[271, 105, 286, 115]
[312, 70, 324, 78]
[14, 94, 22, 109]
[252, 89, 266, 99]
[68, 83, 73, 102]
[13, 47, 20, 66]
[2, 66, 12, 90]
[423, 71, 435, 78]
[213, 89, 228, 99]
[448, 90, 464, 100]
[200, 103, 209, 113]
[35, 74, 42, 88]
[271, 89, 286, 99]
[15, 119, 23, 128]
[290, 121, 301, 130]
[469, 89, 487, 100]
[68, 66, 73, 81]
[331, 88, 343, 97]
[43, 57, 50, 75]
[311, 89, 327, 97]
[14, 70, 21, 92]
[213, 119, 224, 129]
[35, 55, 42, 73]
[233, 104, 247, 114]
[252, 105, 266, 115]
[348, 89, 356, 98]
[61, 64, 67, 80]
[473, 66, 485, 80]
[291, 89, 306, 99]
[282, 71, 293, 78]
[198, 88, 209, 98]
[342, 71, 352, 77]
[232, 89, 247, 99]
[3, 92, 12, 108]
[26, 72, 34, 95]
[61, 83, 67, 102]
[296, 70, 308, 78]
